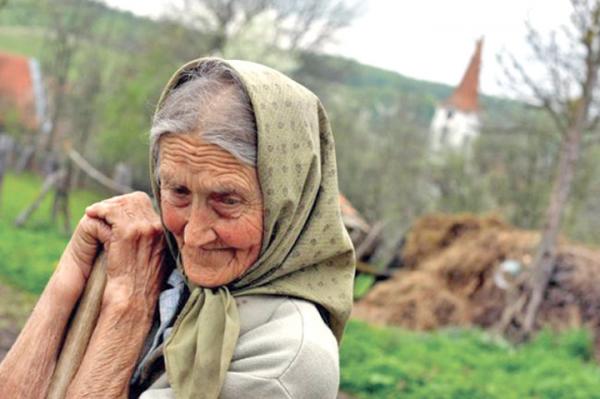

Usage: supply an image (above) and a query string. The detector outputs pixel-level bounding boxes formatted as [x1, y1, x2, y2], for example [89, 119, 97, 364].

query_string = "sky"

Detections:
[102, 0, 572, 97]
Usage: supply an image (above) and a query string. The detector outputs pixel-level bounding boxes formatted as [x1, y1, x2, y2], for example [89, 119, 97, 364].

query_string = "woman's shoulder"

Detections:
[235, 295, 331, 335]
[225, 295, 340, 399]
[140, 295, 340, 399]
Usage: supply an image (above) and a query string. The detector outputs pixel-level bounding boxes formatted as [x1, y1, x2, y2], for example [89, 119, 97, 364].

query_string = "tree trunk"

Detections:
[522, 125, 582, 333]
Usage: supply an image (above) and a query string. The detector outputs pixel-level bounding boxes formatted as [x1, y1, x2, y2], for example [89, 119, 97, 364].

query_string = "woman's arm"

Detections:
[66, 192, 165, 398]
[64, 293, 155, 398]
[0, 263, 78, 397]
[0, 192, 164, 398]
[0, 230, 104, 398]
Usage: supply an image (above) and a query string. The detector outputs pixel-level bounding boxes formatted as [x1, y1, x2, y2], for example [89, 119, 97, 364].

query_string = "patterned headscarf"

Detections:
[150, 58, 355, 398]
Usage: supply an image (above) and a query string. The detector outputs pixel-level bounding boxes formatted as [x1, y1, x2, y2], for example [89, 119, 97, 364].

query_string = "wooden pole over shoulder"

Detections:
[47, 252, 107, 399]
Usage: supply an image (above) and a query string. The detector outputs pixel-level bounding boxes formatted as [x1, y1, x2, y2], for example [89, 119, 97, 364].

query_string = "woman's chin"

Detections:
[183, 264, 232, 287]
[180, 251, 255, 287]
[185, 270, 217, 287]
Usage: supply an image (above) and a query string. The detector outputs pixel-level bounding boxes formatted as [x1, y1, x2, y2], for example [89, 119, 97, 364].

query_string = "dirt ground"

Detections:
[0, 282, 36, 361]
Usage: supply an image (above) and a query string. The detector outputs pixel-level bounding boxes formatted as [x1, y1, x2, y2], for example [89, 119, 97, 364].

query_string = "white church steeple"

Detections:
[430, 39, 483, 151]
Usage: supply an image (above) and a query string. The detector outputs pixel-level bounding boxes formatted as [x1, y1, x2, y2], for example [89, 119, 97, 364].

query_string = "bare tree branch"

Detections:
[508, 52, 570, 133]
[170, 0, 360, 55]
[583, 132, 600, 145]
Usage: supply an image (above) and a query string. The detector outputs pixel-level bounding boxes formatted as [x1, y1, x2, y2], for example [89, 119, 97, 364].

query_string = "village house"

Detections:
[0, 52, 47, 132]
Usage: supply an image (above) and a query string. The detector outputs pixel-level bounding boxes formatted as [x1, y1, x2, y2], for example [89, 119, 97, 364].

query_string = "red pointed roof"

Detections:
[0, 52, 37, 130]
[446, 39, 483, 113]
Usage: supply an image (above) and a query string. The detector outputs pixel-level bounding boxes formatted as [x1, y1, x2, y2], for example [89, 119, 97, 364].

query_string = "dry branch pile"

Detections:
[353, 213, 600, 354]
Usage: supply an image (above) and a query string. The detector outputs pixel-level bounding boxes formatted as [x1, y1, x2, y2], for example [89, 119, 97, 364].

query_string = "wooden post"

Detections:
[0, 134, 12, 211]
[15, 145, 34, 173]
[14, 170, 64, 227]
[51, 159, 73, 234]
[113, 162, 132, 190]
[47, 252, 107, 399]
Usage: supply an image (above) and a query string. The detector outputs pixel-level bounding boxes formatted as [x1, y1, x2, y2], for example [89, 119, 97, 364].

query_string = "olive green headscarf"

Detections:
[150, 58, 355, 398]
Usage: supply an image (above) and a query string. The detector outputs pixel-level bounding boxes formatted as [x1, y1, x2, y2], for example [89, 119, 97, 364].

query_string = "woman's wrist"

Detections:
[102, 279, 157, 321]
[48, 253, 88, 308]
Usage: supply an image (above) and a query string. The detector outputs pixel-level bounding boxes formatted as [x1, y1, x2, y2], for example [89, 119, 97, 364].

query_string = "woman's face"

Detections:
[158, 134, 263, 287]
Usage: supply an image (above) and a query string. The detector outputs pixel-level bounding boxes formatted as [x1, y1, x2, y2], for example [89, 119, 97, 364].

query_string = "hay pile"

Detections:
[353, 213, 600, 351]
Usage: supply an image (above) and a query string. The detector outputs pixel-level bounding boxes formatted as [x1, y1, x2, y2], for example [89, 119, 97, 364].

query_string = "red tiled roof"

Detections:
[446, 39, 483, 113]
[0, 52, 37, 129]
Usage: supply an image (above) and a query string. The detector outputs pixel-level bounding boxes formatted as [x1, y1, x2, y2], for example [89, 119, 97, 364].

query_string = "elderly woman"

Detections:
[0, 58, 355, 398]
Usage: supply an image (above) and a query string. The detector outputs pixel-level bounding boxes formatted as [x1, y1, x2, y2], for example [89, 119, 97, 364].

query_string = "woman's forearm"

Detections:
[0, 261, 82, 398]
[66, 293, 154, 398]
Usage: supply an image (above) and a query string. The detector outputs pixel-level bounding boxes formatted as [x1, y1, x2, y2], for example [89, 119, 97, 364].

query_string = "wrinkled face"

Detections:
[158, 134, 263, 287]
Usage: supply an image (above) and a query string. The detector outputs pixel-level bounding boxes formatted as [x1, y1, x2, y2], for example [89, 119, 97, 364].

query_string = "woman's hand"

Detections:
[56, 213, 112, 303]
[61, 192, 167, 398]
[0, 193, 165, 398]
[84, 192, 166, 315]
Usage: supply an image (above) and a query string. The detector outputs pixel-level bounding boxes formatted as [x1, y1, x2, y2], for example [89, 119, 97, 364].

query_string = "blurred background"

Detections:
[2, 0, 600, 397]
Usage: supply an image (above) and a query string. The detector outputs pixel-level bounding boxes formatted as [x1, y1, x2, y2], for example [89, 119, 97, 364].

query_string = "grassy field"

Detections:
[0, 172, 103, 293]
[0, 27, 43, 57]
[2, 173, 600, 398]
[340, 321, 600, 399]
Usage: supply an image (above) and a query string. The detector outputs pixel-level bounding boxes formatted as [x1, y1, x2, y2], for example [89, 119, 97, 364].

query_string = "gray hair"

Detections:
[150, 60, 257, 184]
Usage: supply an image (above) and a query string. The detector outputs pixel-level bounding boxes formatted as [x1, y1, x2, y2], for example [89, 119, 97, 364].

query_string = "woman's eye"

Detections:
[220, 196, 241, 206]
[173, 186, 190, 196]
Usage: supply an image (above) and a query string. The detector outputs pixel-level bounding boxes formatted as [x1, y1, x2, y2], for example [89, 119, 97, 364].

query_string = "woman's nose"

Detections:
[183, 206, 217, 247]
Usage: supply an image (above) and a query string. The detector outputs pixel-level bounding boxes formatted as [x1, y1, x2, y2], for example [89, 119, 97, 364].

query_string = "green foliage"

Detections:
[341, 320, 600, 399]
[0, 26, 42, 56]
[2, 0, 600, 248]
[563, 144, 600, 244]
[474, 109, 560, 230]
[431, 150, 495, 214]
[353, 274, 375, 300]
[0, 173, 103, 293]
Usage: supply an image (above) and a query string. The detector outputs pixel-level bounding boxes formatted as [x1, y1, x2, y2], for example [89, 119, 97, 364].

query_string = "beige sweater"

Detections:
[139, 295, 340, 399]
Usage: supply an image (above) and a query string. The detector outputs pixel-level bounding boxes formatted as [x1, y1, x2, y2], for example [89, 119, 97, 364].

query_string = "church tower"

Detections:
[430, 39, 483, 151]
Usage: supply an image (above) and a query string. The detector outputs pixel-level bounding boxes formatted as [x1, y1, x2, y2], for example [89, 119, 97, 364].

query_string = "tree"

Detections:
[36, 0, 98, 158]
[475, 108, 559, 230]
[499, 0, 600, 335]
[168, 0, 360, 56]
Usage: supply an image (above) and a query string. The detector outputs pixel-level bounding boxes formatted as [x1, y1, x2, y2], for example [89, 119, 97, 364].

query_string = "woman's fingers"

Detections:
[85, 201, 120, 225]
[65, 215, 113, 282]
[85, 192, 156, 226]
[67, 192, 165, 312]
[79, 215, 112, 245]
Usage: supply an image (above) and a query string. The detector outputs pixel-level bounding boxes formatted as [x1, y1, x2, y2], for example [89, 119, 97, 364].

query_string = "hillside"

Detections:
[0, 1, 515, 128]
[7, 0, 599, 248]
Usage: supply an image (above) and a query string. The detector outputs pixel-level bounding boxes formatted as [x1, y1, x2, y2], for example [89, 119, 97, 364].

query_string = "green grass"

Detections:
[0, 27, 43, 57]
[353, 274, 375, 300]
[341, 320, 600, 399]
[0, 172, 103, 293]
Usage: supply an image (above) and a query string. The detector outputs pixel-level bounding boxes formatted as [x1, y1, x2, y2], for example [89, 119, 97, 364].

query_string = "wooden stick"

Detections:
[47, 252, 107, 399]
[14, 170, 65, 227]
[68, 149, 132, 194]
